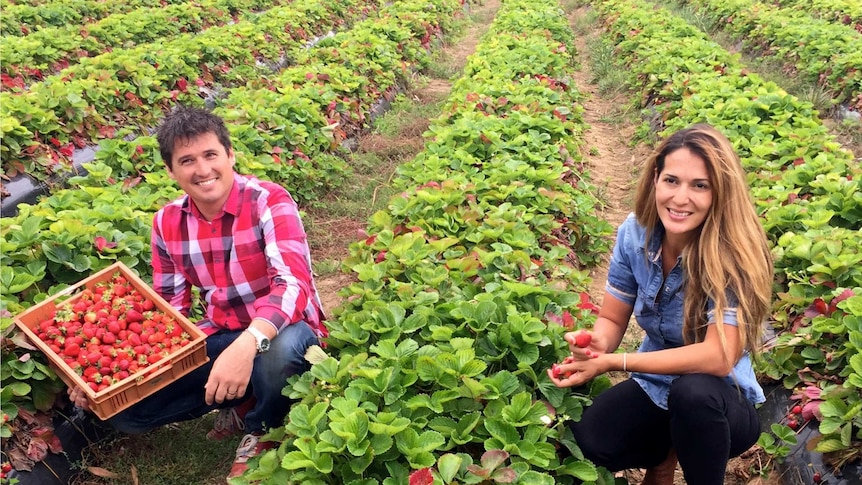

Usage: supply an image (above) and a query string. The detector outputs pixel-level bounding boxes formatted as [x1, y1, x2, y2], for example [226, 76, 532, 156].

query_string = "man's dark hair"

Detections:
[156, 106, 232, 170]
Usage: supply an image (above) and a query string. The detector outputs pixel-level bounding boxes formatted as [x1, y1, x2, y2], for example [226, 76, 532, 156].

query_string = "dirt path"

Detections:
[313, 0, 502, 314]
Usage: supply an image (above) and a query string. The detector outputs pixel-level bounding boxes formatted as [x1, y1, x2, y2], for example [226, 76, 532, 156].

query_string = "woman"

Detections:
[549, 124, 773, 484]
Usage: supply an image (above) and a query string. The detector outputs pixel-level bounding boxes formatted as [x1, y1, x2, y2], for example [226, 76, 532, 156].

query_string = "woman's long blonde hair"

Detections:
[633, 124, 773, 358]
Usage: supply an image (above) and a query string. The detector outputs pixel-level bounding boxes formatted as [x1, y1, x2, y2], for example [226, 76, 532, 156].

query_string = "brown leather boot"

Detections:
[640, 448, 677, 485]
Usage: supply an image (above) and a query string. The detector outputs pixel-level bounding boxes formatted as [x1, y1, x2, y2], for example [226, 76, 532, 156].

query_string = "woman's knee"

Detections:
[668, 374, 725, 410]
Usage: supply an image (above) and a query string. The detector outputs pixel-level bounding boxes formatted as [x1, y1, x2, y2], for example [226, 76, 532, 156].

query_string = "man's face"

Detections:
[167, 132, 236, 220]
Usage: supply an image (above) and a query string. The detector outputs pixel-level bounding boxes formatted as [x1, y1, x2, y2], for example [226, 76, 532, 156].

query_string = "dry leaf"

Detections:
[304, 345, 328, 364]
[131, 464, 139, 485]
[88, 466, 120, 478]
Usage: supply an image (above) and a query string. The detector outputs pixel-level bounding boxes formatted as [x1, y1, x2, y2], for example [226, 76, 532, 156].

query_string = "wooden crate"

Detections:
[14, 262, 208, 420]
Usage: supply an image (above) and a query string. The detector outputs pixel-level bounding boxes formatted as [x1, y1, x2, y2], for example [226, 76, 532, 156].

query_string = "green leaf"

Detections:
[0, 266, 37, 293]
[839, 295, 862, 316]
[438, 453, 462, 483]
[484, 418, 519, 445]
[815, 438, 847, 454]
[558, 459, 598, 480]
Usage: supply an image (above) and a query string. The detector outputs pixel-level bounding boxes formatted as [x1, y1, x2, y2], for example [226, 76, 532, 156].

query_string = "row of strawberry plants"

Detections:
[0, 0, 466, 445]
[680, 0, 862, 111]
[0, 0, 189, 36]
[1, 0, 288, 83]
[589, 0, 862, 465]
[236, 0, 619, 483]
[90, 0, 461, 203]
[0, 0, 378, 185]
[775, 0, 862, 32]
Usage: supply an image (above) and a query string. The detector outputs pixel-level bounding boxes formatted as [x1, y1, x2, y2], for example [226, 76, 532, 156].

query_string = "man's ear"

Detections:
[166, 165, 177, 180]
[228, 148, 236, 167]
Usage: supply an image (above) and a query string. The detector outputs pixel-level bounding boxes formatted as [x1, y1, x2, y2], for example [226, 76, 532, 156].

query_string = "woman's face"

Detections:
[654, 147, 713, 244]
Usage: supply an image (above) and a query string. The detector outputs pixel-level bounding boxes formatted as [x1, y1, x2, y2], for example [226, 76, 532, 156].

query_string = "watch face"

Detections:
[259, 338, 271, 352]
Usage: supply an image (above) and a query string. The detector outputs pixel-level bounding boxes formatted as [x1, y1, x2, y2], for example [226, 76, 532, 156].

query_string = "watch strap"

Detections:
[245, 326, 270, 353]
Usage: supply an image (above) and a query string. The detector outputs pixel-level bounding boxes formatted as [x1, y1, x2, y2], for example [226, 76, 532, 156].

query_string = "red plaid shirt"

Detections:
[151, 173, 327, 338]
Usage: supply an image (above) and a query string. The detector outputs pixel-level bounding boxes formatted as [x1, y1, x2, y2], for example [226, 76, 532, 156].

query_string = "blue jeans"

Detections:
[108, 321, 318, 435]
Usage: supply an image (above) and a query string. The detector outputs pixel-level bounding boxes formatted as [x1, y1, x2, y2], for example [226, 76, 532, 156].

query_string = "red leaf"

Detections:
[59, 143, 74, 157]
[561, 311, 574, 329]
[94, 236, 117, 253]
[545, 312, 564, 326]
[122, 176, 142, 191]
[409, 468, 434, 485]
[98, 125, 116, 139]
[576, 292, 600, 315]
[26, 437, 49, 462]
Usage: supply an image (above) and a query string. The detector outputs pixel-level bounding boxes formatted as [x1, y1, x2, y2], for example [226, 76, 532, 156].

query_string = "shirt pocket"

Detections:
[230, 242, 268, 288]
[633, 286, 653, 320]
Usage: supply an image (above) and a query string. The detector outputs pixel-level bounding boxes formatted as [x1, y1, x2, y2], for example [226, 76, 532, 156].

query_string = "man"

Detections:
[69, 106, 327, 479]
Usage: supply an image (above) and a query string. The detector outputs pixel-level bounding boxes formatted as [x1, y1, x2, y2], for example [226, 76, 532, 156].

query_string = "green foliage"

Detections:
[231, 0, 614, 483]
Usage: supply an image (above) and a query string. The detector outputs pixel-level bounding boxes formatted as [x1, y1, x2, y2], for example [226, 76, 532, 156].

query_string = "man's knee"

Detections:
[259, 321, 319, 378]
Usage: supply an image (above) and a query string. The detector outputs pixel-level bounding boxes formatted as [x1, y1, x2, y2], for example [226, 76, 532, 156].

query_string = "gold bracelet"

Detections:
[623, 352, 627, 372]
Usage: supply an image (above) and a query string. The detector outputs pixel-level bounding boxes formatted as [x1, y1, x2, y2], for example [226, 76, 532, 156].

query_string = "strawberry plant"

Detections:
[233, 0, 615, 483]
[683, 0, 862, 110]
[1, 0, 383, 184]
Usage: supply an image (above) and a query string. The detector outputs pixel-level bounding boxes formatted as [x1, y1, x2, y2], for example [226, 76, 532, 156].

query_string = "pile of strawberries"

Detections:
[34, 272, 192, 393]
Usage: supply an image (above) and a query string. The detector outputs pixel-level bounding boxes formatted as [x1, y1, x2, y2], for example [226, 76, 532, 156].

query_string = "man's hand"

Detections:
[204, 332, 256, 405]
[68, 386, 91, 411]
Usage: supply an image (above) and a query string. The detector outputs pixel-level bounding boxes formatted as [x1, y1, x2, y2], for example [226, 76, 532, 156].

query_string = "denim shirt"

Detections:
[605, 214, 765, 409]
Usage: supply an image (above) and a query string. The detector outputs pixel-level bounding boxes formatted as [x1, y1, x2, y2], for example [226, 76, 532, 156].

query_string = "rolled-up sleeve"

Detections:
[706, 292, 739, 327]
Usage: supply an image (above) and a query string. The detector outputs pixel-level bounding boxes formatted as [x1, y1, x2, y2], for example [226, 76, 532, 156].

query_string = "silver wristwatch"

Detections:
[245, 327, 271, 353]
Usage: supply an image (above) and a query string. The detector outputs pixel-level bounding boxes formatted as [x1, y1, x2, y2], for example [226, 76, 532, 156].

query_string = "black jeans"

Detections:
[569, 374, 761, 485]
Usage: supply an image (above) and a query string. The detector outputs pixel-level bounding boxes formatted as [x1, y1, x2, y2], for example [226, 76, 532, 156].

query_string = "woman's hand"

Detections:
[547, 353, 612, 387]
[564, 330, 608, 360]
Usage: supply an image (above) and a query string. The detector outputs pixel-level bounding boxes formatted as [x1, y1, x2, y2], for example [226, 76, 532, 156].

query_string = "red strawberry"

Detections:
[574, 333, 592, 348]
